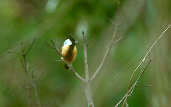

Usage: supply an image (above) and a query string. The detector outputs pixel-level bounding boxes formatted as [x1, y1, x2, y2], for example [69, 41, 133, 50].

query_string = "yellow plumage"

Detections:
[61, 44, 77, 64]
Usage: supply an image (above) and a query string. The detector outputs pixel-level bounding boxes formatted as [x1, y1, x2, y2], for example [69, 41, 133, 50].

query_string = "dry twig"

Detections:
[114, 24, 171, 107]
[114, 59, 151, 107]
[82, 32, 95, 107]
[17, 38, 41, 107]
[69, 65, 86, 82]
[128, 25, 171, 87]
[91, 26, 120, 81]
[121, 59, 151, 107]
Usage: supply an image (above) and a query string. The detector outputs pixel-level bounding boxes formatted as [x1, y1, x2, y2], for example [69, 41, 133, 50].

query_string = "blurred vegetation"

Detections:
[0, 0, 171, 107]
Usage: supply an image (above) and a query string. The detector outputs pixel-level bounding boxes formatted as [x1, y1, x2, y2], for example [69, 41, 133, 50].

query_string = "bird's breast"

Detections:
[61, 45, 77, 64]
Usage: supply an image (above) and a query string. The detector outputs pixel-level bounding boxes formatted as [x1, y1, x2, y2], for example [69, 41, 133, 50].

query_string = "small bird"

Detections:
[61, 37, 77, 68]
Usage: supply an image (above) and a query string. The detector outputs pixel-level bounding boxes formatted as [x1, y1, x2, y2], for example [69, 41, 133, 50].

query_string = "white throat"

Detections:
[64, 39, 72, 46]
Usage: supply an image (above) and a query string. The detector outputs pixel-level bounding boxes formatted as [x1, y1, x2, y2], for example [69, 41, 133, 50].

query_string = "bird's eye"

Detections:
[64, 39, 72, 45]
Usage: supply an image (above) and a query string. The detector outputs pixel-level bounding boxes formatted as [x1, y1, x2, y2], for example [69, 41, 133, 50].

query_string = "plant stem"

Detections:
[82, 32, 94, 107]
[91, 26, 119, 81]
[84, 81, 94, 107]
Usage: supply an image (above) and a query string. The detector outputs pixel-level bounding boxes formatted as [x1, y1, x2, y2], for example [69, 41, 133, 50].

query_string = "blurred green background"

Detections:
[0, 0, 171, 107]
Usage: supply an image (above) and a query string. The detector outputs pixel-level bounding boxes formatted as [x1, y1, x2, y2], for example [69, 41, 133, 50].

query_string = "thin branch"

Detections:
[24, 38, 36, 55]
[91, 26, 119, 81]
[115, 59, 151, 107]
[126, 102, 129, 107]
[18, 40, 41, 107]
[82, 32, 89, 81]
[50, 40, 61, 56]
[114, 24, 171, 107]
[31, 80, 41, 107]
[84, 83, 94, 107]
[128, 24, 171, 90]
[121, 59, 151, 107]
[69, 65, 86, 82]
[82, 32, 95, 107]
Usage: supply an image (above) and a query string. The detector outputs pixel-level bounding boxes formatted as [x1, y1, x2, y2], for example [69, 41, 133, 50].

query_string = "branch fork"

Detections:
[52, 25, 119, 107]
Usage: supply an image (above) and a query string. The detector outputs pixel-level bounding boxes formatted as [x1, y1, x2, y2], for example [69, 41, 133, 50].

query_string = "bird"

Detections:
[61, 37, 77, 69]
